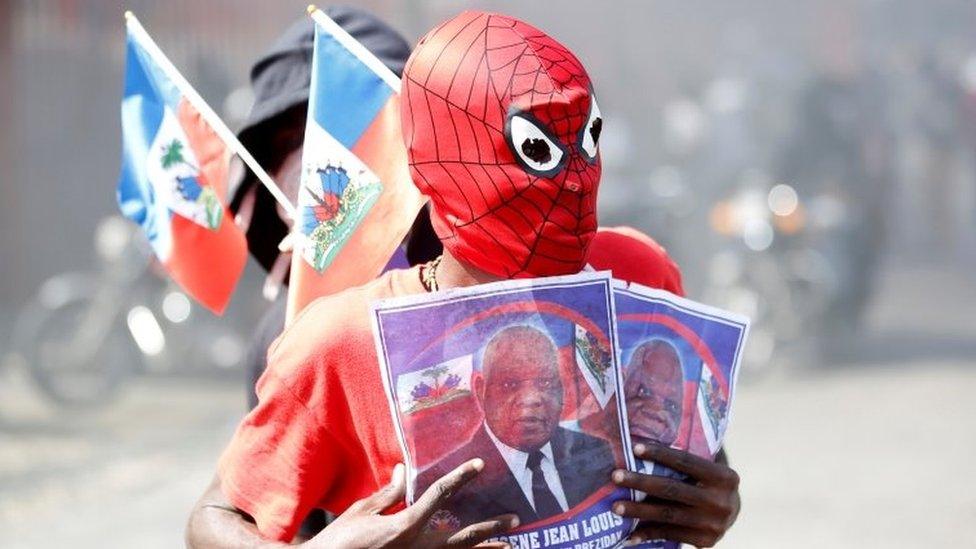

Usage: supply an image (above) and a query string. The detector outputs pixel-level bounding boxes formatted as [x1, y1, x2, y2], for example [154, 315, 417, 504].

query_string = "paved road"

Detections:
[1, 262, 973, 548]
[723, 263, 976, 548]
[0, 375, 242, 549]
[724, 364, 976, 547]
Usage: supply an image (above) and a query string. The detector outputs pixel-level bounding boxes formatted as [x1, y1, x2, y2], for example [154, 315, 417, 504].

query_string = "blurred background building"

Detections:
[1, 1, 975, 547]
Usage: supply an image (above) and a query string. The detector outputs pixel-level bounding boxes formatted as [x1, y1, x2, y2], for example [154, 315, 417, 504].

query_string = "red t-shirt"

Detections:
[218, 228, 683, 542]
[219, 266, 426, 541]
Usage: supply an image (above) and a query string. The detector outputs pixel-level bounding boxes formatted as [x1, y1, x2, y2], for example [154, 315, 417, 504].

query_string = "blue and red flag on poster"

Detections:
[117, 14, 247, 314]
[286, 7, 425, 322]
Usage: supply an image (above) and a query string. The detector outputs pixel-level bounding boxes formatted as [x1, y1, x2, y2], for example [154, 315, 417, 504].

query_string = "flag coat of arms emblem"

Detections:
[117, 24, 246, 314]
[287, 9, 425, 322]
[695, 365, 729, 455]
[575, 323, 616, 409]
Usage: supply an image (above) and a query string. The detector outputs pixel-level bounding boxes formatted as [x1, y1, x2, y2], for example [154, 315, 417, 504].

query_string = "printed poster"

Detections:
[613, 281, 749, 549]
[371, 271, 638, 549]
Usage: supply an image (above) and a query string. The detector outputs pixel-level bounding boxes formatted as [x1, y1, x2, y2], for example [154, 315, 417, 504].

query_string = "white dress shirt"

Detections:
[485, 424, 569, 513]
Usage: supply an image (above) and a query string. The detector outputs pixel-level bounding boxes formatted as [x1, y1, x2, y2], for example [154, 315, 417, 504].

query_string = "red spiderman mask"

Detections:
[401, 11, 602, 278]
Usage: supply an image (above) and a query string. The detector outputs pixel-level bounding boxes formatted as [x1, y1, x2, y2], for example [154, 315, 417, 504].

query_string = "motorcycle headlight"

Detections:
[126, 306, 166, 356]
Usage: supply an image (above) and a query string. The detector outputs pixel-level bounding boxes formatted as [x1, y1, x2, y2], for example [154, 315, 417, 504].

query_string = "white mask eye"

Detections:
[507, 113, 566, 176]
[580, 97, 602, 161]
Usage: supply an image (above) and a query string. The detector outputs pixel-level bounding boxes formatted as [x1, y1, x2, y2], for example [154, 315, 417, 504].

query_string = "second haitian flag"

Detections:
[288, 8, 425, 321]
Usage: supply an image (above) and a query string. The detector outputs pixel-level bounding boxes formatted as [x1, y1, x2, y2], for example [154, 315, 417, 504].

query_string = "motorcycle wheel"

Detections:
[14, 291, 137, 410]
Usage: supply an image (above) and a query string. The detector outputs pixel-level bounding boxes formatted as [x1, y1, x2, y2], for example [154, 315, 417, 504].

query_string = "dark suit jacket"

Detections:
[416, 425, 615, 525]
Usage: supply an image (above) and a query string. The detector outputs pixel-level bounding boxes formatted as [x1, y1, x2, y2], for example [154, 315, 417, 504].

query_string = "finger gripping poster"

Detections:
[371, 272, 638, 549]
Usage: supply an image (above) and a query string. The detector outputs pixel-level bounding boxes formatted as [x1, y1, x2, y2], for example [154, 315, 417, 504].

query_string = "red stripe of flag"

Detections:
[165, 100, 247, 314]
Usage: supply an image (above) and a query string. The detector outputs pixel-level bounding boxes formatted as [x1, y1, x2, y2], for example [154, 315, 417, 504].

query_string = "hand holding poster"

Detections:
[613, 281, 749, 548]
[371, 272, 638, 549]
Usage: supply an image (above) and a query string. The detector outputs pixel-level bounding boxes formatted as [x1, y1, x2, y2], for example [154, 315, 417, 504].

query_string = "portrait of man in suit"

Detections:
[417, 324, 615, 526]
[623, 339, 683, 445]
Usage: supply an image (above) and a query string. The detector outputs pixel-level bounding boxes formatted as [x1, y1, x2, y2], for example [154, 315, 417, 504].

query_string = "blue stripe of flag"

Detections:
[117, 32, 181, 258]
[310, 24, 394, 149]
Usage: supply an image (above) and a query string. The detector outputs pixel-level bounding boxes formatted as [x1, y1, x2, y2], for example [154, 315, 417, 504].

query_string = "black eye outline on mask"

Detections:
[504, 108, 569, 179]
[578, 95, 602, 164]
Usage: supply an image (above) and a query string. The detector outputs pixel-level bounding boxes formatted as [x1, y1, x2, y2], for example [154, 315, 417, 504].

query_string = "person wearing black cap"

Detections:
[230, 6, 436, 278]
[185, 8, 512, 548]
[228, 8, 440, 415]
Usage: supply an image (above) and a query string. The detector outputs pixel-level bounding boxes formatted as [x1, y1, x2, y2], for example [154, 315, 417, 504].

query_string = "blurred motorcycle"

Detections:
[6, 216, 246, 409]
[704, 173, 845, 375]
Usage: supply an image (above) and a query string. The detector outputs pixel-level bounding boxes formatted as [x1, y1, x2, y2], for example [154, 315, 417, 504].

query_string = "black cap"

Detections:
[230, 6, 413, 273]
[236, 6, 411, 160]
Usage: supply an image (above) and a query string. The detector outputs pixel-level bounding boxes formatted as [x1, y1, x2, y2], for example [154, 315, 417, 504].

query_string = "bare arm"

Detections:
[185, 474, 291, 549]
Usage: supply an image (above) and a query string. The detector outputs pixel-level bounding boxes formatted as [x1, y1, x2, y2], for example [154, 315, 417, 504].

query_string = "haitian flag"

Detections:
[287, 8, 425, 322]
[117, 16, 247, 314]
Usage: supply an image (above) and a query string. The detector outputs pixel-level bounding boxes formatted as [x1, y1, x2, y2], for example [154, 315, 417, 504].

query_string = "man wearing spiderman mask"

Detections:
[188, 11, 739, 548]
